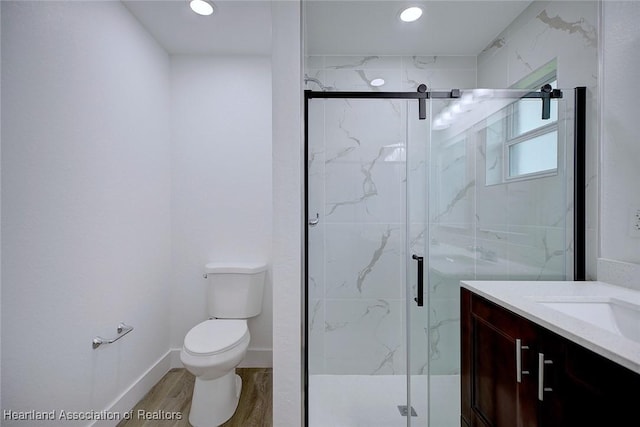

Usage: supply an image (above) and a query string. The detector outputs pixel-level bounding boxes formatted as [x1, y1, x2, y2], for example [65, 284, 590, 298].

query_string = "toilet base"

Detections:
[188, 370, 242, 427]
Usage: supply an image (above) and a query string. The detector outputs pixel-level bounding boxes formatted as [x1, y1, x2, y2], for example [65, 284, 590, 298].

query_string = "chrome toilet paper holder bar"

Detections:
[92, 322, 134, 349]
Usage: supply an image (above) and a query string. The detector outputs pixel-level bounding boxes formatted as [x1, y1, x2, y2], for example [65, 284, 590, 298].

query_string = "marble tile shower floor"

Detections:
[309, 374, 460, 427]
[117, 368, 272, 427]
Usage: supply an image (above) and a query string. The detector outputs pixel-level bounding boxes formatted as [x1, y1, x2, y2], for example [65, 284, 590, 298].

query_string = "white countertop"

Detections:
[460, 280, 640, 375]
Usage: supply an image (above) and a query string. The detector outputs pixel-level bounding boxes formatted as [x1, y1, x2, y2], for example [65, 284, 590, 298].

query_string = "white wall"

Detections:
[169, 55, 273, 364]
[271, 1, 303, 425]
[1, 1, 171, 424]
[600, 1, 640, 265]
[0, 2, 3, 412]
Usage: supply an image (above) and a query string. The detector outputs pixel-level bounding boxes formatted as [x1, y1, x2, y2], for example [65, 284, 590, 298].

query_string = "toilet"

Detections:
[180, 262, 267, 427]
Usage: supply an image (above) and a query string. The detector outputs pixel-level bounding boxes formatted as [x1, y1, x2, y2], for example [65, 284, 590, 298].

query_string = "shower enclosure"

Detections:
[305, 86, 585, 426]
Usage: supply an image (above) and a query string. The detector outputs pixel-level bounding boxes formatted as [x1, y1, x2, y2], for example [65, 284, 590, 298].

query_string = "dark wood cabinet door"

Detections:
[462, 288, 640, 427]
[547, 339, 640, 427]
[462, 289, 538, 427]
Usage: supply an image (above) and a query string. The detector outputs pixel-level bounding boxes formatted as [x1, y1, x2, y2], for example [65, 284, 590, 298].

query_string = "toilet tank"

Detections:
[205, 262, 267, 319]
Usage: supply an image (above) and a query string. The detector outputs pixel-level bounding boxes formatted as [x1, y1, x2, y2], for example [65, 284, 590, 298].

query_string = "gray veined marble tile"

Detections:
[323, 299, 404, 374]
[410, 56, 438, 69]
[356, 227, 392, 293]
[506, 226, 567, 280]
[305, 55, 324, 70]
[409, 319, 429, 375]
[515, 50, 534, 72]
[371, 343, 402, 374]
[403, 67, 477, 92]
[428, 301, 460, 375]
[324, 148, 405, 223]
[324, 224, 403, 299]
[480, 37, 506, 55]
[308, 299, 324, 374]
[323, 98, 403, 163]
[325, 151, 381, 217]
[324, 55, 402, 70]
[536, 228, 569, 280]
[536, 9, 597, 47]
[403, 56, 477, 71]
[335, 109, 362, 149]
[308, 300, 324, 332]
[432, 180, 476, 223]
[326, 55, 380, 69]
[304, 71, 334, 92]
[409, 225, 428, 250]
[325, 69, 403, 92]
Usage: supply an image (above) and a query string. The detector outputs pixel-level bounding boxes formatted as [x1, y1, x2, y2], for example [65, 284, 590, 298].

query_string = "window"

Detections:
[485, 67, 559, 185]
[507, 77, 558, 180]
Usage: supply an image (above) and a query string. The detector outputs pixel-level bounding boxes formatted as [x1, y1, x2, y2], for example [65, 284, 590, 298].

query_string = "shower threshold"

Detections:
[308, 374, 460, 427]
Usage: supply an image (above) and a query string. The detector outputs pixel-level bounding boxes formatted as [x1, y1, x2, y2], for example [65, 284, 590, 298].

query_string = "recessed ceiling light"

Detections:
[370, 78, 385, 87]
[400, 6, 423, 23]
[190, 0, 214, 16]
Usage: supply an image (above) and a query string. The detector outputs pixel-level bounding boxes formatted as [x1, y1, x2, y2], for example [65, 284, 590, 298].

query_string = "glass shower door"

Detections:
[307, 96, 428, 427]
[422, 89, 575, 427]
[306, 86, 577, 427]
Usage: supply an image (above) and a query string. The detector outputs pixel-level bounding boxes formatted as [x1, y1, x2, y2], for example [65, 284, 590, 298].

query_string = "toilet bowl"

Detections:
[181, 262, 267, 427]
[181, 319, 250, 427]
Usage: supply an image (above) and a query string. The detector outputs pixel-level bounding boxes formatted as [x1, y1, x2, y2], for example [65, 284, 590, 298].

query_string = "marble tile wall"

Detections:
[307, 0, 598, 376]
[306, 55, 475, 376]
[477, 0, 599, 279]
[305, 55, 477, 93]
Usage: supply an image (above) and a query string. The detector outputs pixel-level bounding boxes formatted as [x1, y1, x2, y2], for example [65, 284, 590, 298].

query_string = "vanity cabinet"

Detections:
[461, 288, 640, 427]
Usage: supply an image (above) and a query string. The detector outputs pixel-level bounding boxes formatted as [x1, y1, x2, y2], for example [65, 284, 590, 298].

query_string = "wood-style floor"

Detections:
[117, 368, 272, 427]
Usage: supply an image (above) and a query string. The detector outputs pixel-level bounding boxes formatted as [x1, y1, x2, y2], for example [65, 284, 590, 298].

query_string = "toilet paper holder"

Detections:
[92, 322, 134, 349]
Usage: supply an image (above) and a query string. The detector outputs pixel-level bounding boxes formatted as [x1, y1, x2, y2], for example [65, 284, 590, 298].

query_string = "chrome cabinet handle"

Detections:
[516, 339, 530, 383]
[538, 353, 554, 400]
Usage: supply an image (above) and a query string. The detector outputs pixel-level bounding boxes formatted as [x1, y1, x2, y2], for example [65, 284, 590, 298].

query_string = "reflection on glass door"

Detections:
[306, 88, 578, 427]
[424, 90, 574, 427]
[307, 96, 428, 427]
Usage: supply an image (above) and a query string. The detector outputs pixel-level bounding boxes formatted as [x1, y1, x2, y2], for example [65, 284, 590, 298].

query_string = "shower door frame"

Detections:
[302, 87, 586, 427]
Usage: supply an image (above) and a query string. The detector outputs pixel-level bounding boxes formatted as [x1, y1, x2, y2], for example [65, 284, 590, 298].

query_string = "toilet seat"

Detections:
[184, 319, 249, 356]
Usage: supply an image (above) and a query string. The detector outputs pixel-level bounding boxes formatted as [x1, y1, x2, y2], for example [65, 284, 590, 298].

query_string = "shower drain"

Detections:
[397, 405, 418, 417]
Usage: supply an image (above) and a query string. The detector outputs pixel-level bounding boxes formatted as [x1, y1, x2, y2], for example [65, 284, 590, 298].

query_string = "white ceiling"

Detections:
[305, 1, 532, 56]
[123, 0, 532, 57]
[123, 0, 272, 55]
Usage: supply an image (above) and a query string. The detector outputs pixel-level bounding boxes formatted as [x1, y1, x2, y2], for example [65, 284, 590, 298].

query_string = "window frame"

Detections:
[484, 70, 559, 185]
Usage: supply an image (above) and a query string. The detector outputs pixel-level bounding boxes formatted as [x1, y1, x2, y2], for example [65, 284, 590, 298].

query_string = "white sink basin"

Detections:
[537, 298, 640, 344]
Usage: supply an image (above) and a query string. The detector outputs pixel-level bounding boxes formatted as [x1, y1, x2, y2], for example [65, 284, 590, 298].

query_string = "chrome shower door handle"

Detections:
[412, 254, 424, 307]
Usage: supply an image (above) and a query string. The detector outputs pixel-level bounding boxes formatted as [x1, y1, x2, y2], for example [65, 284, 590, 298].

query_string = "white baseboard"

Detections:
[170, 347, 183, 369]
[169, 347, 272, 369]
[88, 346, 272, 427]
[91, 350, 172, 427]
[239, 347, 273, 368]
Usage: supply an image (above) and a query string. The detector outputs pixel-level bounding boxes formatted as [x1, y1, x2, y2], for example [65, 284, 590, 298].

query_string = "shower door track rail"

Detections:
[305, 86, 564, 120]
[304, 88, 563, 100]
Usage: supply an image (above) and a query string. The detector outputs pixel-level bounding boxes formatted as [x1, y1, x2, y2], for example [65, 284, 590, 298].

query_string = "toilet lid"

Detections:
[184, 319, 249, 356]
